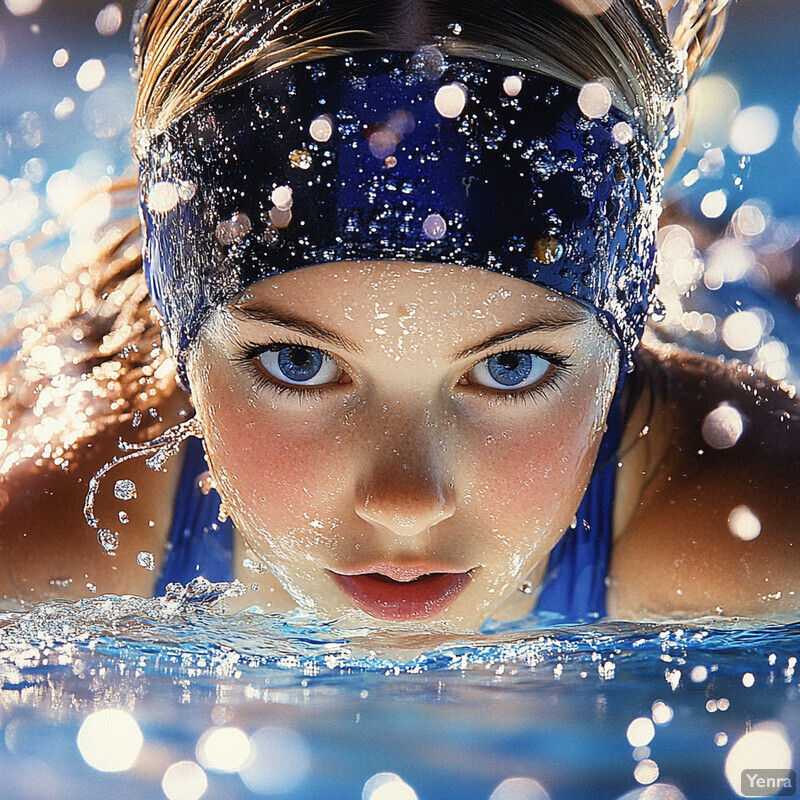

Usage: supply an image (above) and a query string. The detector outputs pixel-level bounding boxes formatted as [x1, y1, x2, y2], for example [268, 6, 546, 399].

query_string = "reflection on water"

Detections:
[0, 582, 797, 799]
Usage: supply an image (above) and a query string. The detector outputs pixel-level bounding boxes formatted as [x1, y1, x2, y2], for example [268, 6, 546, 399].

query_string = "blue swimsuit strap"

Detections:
[533, 385, 626, 620]
[154, 434, 234, 594]
[157, 388, 625, 617]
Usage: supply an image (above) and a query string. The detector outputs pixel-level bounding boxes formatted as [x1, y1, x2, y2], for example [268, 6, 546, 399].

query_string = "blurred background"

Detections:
[0, 0, 799, 381]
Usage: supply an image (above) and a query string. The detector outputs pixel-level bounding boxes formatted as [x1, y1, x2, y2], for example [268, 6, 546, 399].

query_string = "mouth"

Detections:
[329, 565, 473, 621]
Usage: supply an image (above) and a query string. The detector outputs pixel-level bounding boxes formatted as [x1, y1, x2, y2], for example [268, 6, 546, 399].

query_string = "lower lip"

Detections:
[331, 572, 471, 621]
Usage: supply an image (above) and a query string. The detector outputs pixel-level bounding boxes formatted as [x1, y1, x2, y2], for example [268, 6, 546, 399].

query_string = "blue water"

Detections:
[0, 581, 797, 799]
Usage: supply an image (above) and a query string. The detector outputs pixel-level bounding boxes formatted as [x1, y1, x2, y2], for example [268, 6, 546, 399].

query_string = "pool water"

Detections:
[0, 580, 797, 800]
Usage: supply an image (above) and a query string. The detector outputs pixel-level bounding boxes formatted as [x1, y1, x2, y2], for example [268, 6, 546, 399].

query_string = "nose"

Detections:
[355, 421, 456, 538]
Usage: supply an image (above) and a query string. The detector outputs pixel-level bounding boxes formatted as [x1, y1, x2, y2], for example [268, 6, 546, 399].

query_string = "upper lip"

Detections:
[329, 562, 472, 582]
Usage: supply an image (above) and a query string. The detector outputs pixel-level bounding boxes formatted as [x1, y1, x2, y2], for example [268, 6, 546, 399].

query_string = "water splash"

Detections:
[83, 416, 203, 530]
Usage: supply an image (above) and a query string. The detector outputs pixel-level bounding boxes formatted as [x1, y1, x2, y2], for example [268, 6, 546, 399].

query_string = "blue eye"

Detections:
[258, 345, 339, 386]
[469, 351, 550, 390]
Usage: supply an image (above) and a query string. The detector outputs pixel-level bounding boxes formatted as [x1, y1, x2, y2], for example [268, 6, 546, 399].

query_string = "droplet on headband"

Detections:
[98, 529, 119, 555]
[423, 213, 447, 240]
[309, 114, 333, 142]
[578, 81, 612, 119]
[368, 126, 400, 159]
[385, 156, 397, 168]
[289, 149, 312, 169]
[612, 121, 634, 145]
[269, 206, 292, 229]
[147, 181, 179, 214]
[177, 180, 196, 202]
[503, 75, 523, 97]
[271, 185, 293, 211]
[137, 551, 155, 571]
[531, 235, 564, 264]
[215, 212, 251, 245]
[114, 479, 137, 501]
[408, 45, 445, 79]
[434, 83, 468, 118]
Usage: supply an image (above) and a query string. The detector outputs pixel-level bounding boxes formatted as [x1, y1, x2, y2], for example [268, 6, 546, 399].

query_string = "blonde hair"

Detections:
[133, 0, 731, 158]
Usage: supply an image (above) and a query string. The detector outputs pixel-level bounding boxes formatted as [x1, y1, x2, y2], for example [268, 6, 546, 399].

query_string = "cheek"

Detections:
[462, 391, 607, 532]
[197, 391, 349, 532]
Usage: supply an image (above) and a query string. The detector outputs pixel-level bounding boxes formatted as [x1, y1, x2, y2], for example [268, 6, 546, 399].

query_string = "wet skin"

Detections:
[187, 261, 619, 630]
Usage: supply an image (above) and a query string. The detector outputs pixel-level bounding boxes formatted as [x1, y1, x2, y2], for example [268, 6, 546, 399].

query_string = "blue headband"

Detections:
[139, 50, 661, 382]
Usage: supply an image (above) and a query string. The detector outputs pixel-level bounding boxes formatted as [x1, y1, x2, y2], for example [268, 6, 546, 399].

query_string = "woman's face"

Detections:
[188, 261, 619, 630]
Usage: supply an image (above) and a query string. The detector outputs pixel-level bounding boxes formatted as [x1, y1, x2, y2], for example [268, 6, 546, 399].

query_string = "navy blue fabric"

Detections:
[140, 52, 657, 378]
[154, 434, 234, 594]
[158, 393, 623, 618]
[534, 387, 624, 620]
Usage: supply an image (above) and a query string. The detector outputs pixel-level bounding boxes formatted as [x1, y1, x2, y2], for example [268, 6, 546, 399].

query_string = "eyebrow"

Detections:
[231, 301, 585, 360]
[231, 302, 365, 353]
[452, 312, 586, 360]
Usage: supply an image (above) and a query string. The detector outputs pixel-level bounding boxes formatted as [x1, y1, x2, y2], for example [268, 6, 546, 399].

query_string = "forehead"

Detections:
[233, 260, 593, 332]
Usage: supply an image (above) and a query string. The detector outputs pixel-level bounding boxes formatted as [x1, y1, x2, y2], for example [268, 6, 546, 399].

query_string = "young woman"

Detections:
[0, 0, 797, 630]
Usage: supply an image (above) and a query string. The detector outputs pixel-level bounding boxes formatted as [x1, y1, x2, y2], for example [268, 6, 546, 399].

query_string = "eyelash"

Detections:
[230, 337, 574, 405]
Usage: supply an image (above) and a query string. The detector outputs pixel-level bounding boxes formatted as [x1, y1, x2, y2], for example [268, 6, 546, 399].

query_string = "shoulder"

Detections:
[607, 343, 800, 620]
[0, 390, 192, 603]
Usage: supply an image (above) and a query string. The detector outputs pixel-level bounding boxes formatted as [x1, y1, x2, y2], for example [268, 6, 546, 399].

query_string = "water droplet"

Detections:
[215, 212, 251, 245]
[289, 149, 312, 169]
[434, 83, 467, 118]
[197, 471, 214, 495]
[612, 120, 634, 145]
[408, 45, 445, 79]
[502, 75, 523, 97]
[136, 551, 155, 571]
[701, 403, 744, 450]
[118, 510, 129, 525]
[98, 529, 118, 555]
[218, 503, 230, 523]
[519, 581, 533, 594]
[578, 81, 612, 119]
[114, 479, 137, 500]
[530, 235, 564, 264]
[271, 185, 293, 211]
[422, 213, 447, 240]
[309, 114, 333, 142]
[269, 206, 292, 228]
[147, 181, 179, 214]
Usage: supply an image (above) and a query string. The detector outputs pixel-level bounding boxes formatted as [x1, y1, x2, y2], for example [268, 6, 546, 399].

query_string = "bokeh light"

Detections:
[651, 701, 673, 725]
[578, 81, 612, 119]
[434, 83, 468, 118]
[727, 505, 761, 541]
[634, 759, 660, 785]
[721, 311, 763, 351]
[3, 0, 41, 15]
[363, 773, 419, 800]
[730, 106, 779, 155]
[76, 59, 106, 92]
[725, 722, 792, 797]
[162, 761, 208, 800]
[239, 726, 310, 794]
[196, 725, 251, 773]
[489, 776, 551, 800]
[701, 403, 744, 450]
[627, 717, 656, 747]
[687, 75, 740, 153]
[76, 709, 143, 773]
[95, 3, 123, 36]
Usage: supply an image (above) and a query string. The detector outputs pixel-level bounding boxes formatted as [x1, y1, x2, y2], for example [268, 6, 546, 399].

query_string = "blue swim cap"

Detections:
[139, 50, 662, 382]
